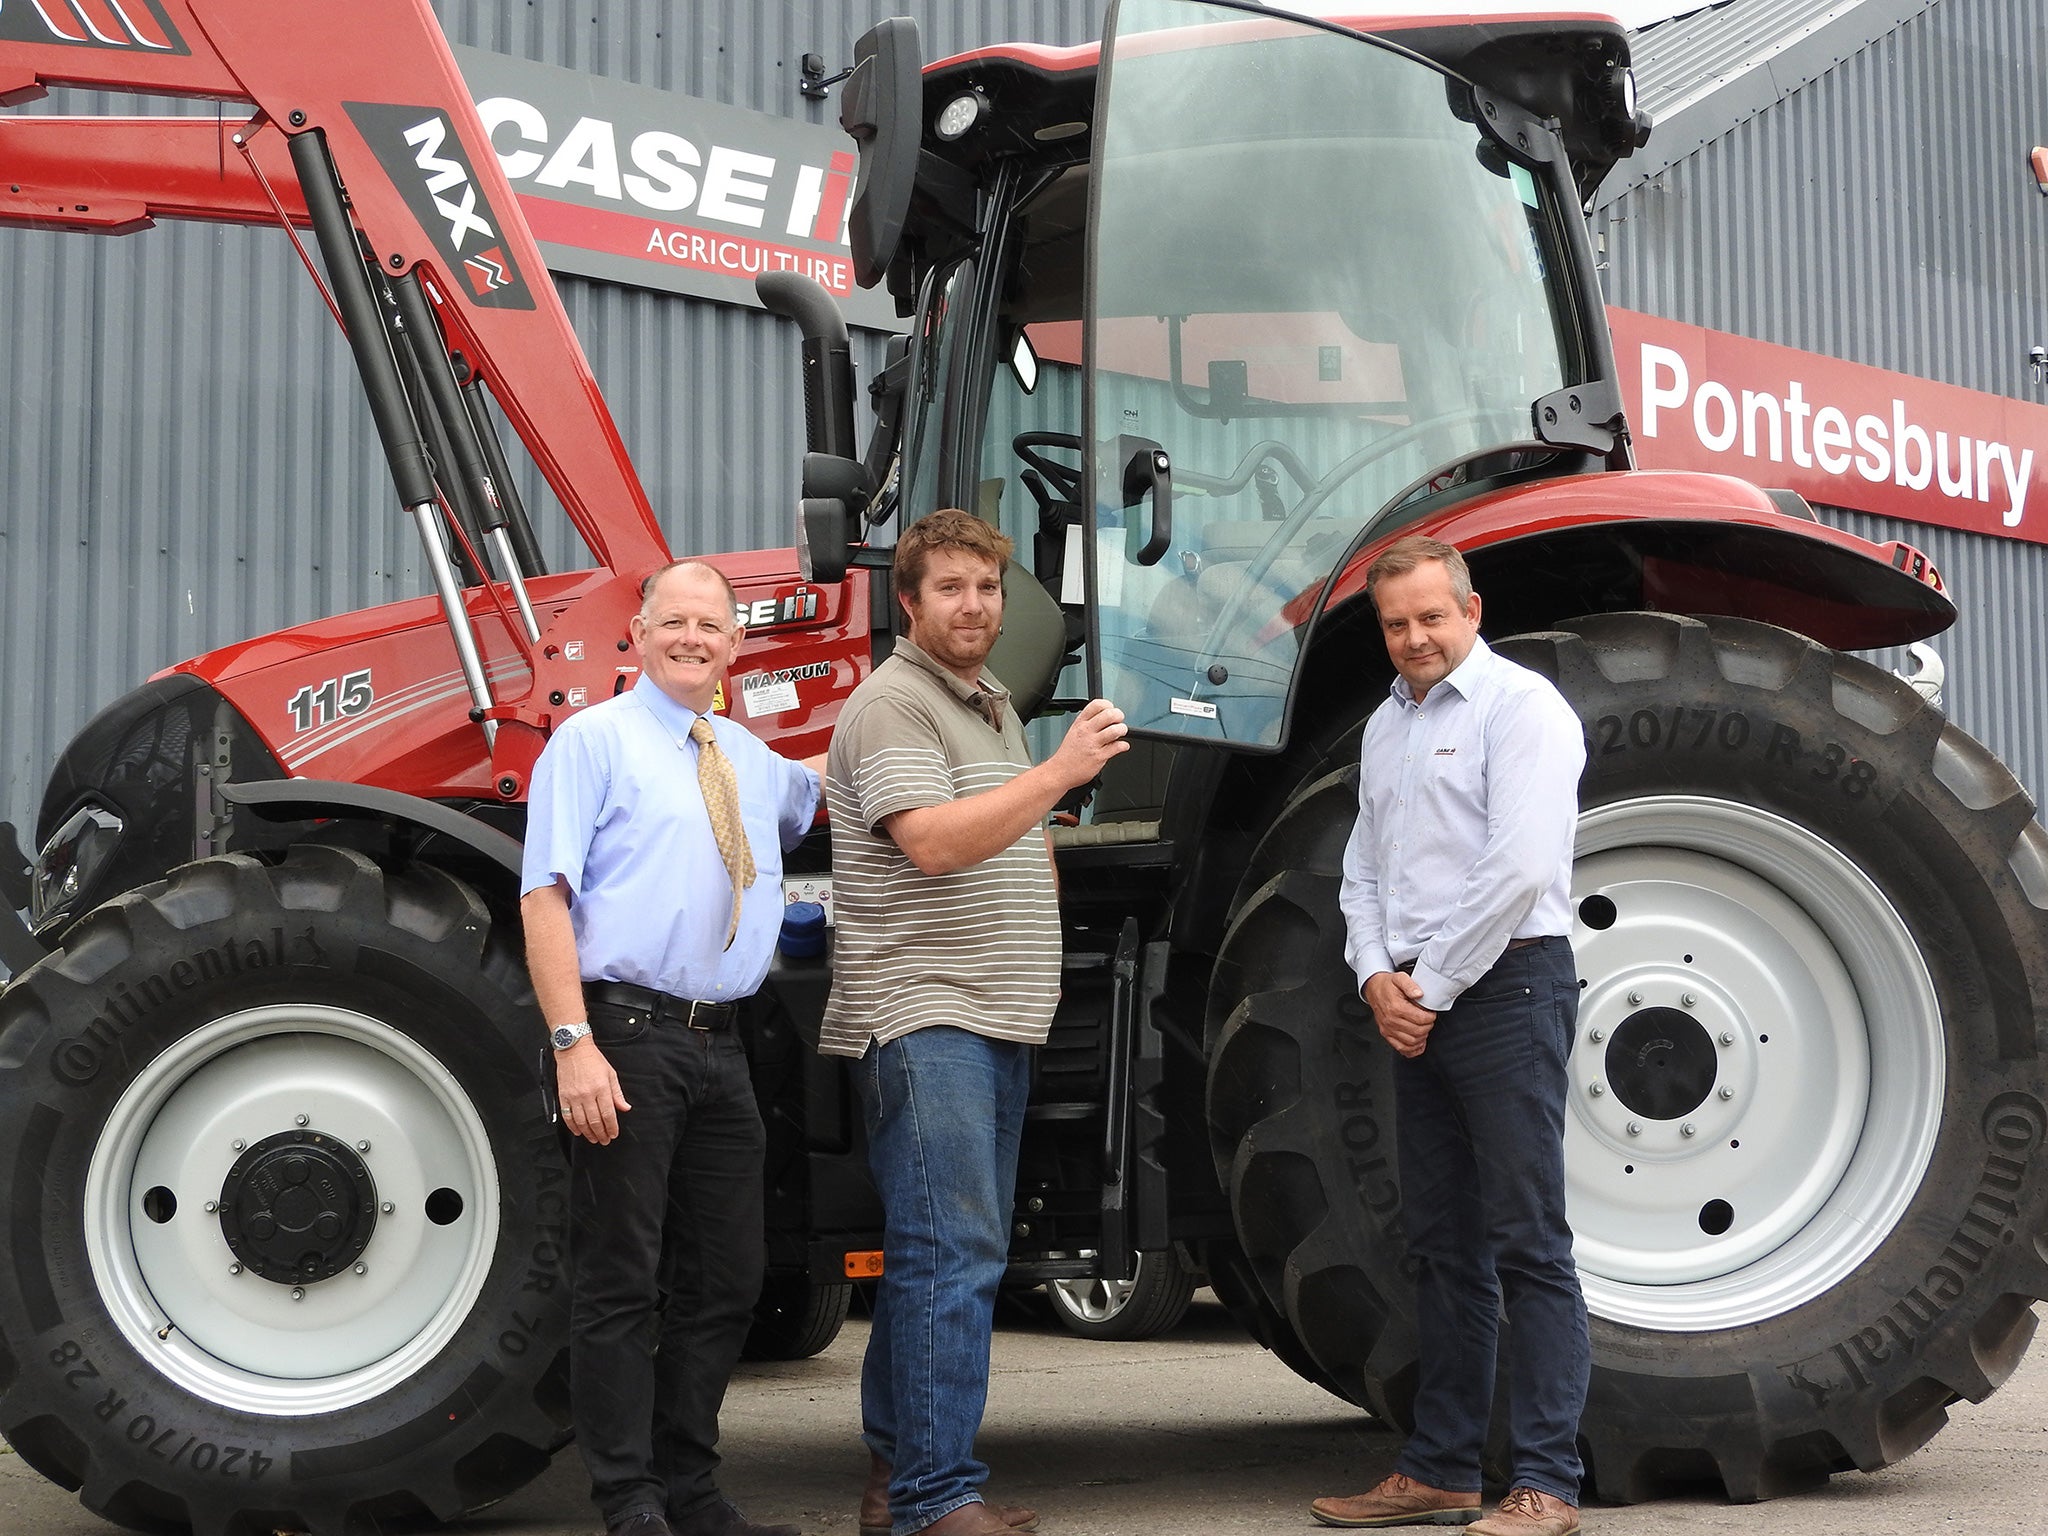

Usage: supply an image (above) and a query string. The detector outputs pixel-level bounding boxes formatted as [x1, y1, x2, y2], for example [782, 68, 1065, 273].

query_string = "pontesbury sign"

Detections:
[452, 47, 904, 332]
[1613, 308, 2048, 541]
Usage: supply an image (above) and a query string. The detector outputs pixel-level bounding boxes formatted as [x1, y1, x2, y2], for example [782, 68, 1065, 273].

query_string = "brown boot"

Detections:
[1309, 1472, 1483, 1528]
[904, 1504, 1015, 1536]
[859, 1453, 1040, 1536]
[1467, 1488, 1580, 1536]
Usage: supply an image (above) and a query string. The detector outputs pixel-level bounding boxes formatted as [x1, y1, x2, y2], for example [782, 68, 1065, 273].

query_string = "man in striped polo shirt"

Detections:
[820, 509, 1129, 1536]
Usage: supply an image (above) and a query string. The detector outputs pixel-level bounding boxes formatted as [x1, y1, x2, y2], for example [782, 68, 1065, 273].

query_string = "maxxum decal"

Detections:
[344, 101, 537, 310]
[0, 0, 185, 51]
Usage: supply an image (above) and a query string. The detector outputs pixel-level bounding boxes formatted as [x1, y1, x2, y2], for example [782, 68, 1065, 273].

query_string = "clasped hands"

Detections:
[1364, 969, 1437, 1059]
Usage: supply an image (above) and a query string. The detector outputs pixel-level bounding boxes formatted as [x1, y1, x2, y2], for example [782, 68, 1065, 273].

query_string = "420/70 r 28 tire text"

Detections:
[0, 845, 571, 1536]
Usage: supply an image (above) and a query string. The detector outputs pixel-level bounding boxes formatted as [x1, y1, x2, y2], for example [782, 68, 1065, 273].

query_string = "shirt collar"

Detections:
[893, 637, 1009, 728]
[1390, 635, 1497, 708]
[634, 672, 713, 740]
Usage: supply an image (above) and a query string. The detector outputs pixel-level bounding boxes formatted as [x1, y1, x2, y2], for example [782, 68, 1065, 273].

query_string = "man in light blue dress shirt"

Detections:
[1312, 536, 1590, 1536]
[521, 560, 820, 1536]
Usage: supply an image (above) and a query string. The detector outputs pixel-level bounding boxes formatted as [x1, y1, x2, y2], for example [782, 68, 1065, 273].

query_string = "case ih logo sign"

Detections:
[345, 101, 535, 311]
[0, 0, 185, 49]
[1614, 308, 2048, 543]
[737, 587, 821, 631]
[0, 0, 181, 50]
[453, 46, 900, 331]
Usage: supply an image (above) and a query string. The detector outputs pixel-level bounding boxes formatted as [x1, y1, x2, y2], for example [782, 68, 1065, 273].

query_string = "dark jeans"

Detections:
[1392, 937, 1590, 1504]
[857, 1026, 1033, 1535]
[567, 1000, 766, 1527]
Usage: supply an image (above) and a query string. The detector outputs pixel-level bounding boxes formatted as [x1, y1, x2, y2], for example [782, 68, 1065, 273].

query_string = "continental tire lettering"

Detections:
[1786, 1091, 2045, 1395]
[48, 927, 327, 1085]
[1588, 708, 1877, 801]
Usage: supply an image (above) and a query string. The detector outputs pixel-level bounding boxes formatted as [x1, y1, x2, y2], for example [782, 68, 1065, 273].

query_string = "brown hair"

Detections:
[893, 509, 1014, 597]
[1365, 535, 1473, 608]
[640, 559, 739, 618]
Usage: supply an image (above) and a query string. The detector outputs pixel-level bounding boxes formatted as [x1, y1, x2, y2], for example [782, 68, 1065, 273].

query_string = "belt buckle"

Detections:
[684, 999, 713, 1031]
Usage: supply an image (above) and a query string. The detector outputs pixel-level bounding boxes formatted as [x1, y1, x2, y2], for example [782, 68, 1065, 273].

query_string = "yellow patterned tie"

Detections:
[690, 718, 757, 950]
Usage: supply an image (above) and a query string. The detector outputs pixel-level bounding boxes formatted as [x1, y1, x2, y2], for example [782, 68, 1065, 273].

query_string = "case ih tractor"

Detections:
[4, 2, 2047, 1533]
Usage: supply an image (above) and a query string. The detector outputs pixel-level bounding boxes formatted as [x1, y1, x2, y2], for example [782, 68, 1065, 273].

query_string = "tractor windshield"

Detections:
[903, 0, 1591, 748]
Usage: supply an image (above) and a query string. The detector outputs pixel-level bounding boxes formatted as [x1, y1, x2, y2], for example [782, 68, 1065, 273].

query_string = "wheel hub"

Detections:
[1604, 1007, 1718, 1121]
[217, 1130, 377, 1283]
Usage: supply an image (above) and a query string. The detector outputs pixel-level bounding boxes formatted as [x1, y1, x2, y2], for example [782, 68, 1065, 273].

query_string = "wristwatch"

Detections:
[549, 1021, 593, 1051]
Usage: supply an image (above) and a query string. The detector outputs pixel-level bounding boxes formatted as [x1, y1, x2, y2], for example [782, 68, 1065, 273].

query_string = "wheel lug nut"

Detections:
[228, 1263, 243, 1276]
[204, 1200, 218, 1213]
[1588, 1082, 1605, 1097]
[1681, 992, 1697, 1008]
[1589, 1028, 1605, 1043]
[1718, 1086, 1735, 1101]
[353, 1263, 368, 1276]
[294, 1114, 310, 1128]
[231, 1139, 245, 1152]
[1626, 1121, 1642, 1137]
[1626, 990, 1642, 1006]
[291, 1287, 305, 1301]
[1719, 1031, 1735, 1046]
[356, 1140, 371, 1153]
[1681, 1122, 1697, 1137]
[380, 1202, 395, 1214]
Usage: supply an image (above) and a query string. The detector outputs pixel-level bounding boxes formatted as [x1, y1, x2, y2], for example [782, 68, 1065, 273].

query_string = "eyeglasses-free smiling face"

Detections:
[1373, 558, 1482, 703]
[900, 547, 1005, 684]
[632, 565, 744, 713]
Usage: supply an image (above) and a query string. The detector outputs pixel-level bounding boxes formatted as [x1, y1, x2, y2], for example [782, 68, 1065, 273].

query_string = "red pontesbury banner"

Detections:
[1610, 308, 2048, 543]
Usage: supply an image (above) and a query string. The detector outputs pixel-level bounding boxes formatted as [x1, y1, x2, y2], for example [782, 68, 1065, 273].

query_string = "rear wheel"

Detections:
[1205, 613, 2048, 1500]
[0, 846, 570, 1536]
[744, 1273, 853, 1360]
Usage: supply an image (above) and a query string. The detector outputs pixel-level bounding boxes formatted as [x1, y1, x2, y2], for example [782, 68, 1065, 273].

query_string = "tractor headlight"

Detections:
[32, 804, 124, 928]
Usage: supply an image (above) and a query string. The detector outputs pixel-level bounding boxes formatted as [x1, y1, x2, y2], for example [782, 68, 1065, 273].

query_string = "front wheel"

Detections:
[1044, 1250, 1196, 1341]
[1206, 613, 2048, 1501]
[0, 846, 570, 1536]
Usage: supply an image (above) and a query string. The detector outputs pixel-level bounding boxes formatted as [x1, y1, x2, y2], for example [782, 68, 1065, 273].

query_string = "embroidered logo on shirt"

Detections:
[1434, 746, 1457, 756]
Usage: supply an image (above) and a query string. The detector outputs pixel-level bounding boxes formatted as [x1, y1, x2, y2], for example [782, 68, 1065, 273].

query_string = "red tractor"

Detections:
[3, 2, 2045, 1533]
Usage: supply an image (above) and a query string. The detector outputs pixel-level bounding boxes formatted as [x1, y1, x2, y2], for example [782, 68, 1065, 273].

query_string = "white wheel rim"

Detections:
[1567, 796, 1942, 1331]
[83, 1005, 501, 1415]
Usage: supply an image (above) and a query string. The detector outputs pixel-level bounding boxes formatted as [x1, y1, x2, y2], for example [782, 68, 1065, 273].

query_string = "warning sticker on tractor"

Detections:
[742, 677, 800, 716]
[1169, 697, 1219, 721]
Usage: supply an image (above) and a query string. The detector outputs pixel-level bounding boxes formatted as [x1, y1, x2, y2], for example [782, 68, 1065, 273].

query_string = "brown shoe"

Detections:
[1309, 1472, 1482, 1528]
[860, 1454, 1040, 1536]
[904, 1504, 1015, 1536]
[1466, 1488, 1579, 1536]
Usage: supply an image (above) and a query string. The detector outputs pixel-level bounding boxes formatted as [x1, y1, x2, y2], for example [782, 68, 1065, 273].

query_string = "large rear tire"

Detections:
[1206, 613, 2048, 1501]
[0, 846, 571, 1535]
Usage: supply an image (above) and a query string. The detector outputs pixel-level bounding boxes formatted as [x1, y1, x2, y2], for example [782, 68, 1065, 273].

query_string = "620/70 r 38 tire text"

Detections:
[1206, 613, 2048, 1501]
[0, 845, 571, 1536]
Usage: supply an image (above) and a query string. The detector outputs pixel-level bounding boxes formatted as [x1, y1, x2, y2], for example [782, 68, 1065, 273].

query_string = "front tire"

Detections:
[1205, 613, 2048, 1501]
[0, 846, 571, 1535]
[1044, 1250, 1196, 1341]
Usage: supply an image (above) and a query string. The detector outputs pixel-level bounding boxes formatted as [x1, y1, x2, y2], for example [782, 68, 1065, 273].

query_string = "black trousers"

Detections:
[567, 999, 766, 1526]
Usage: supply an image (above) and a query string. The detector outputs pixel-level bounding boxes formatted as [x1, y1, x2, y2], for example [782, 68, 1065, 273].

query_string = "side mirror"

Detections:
[798, 498, 851, 584]
[841, 17, 923, 290]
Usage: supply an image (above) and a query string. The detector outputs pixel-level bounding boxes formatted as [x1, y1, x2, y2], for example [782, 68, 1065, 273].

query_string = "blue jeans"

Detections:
[857, 1027, 1032, 1535]
[1392, 937, 1590, 1504]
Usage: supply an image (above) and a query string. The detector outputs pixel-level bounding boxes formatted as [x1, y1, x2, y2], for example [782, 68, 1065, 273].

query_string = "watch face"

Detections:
[551, 1025, 585, 1049]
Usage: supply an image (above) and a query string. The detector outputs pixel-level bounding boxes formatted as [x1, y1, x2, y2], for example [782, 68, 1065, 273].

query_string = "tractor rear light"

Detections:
[843, 1249, 884, 1278]
[31, 803, 124, 928]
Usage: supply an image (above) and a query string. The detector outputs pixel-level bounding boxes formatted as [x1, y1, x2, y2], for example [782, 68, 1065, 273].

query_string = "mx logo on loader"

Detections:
[0, 0, 186, 50]
[346, 101, 536, 310]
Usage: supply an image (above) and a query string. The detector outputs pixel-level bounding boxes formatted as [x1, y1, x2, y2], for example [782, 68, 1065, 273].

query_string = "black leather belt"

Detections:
[586, 980, 737, 1030]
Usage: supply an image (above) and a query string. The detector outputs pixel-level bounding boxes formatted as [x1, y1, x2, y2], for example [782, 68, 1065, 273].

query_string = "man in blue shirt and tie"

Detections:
[1312, 536, 1590, 1536]
[521, 559, 820, 1536]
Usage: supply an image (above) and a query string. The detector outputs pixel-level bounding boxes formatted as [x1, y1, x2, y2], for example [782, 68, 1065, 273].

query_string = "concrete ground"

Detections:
[4, 1295, 2043, 1536]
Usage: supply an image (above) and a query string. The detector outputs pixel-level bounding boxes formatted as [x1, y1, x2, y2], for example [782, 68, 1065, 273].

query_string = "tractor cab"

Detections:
[806, 0, 1646, 750]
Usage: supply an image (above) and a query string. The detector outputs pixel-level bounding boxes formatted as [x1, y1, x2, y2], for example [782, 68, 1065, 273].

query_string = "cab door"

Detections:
[1081, 0, 1577, 746]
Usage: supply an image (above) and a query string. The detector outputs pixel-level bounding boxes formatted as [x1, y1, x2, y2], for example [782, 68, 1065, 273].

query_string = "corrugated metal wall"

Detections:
[1596, 0, 2048, 804]
[0, 1, 1105, 856]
